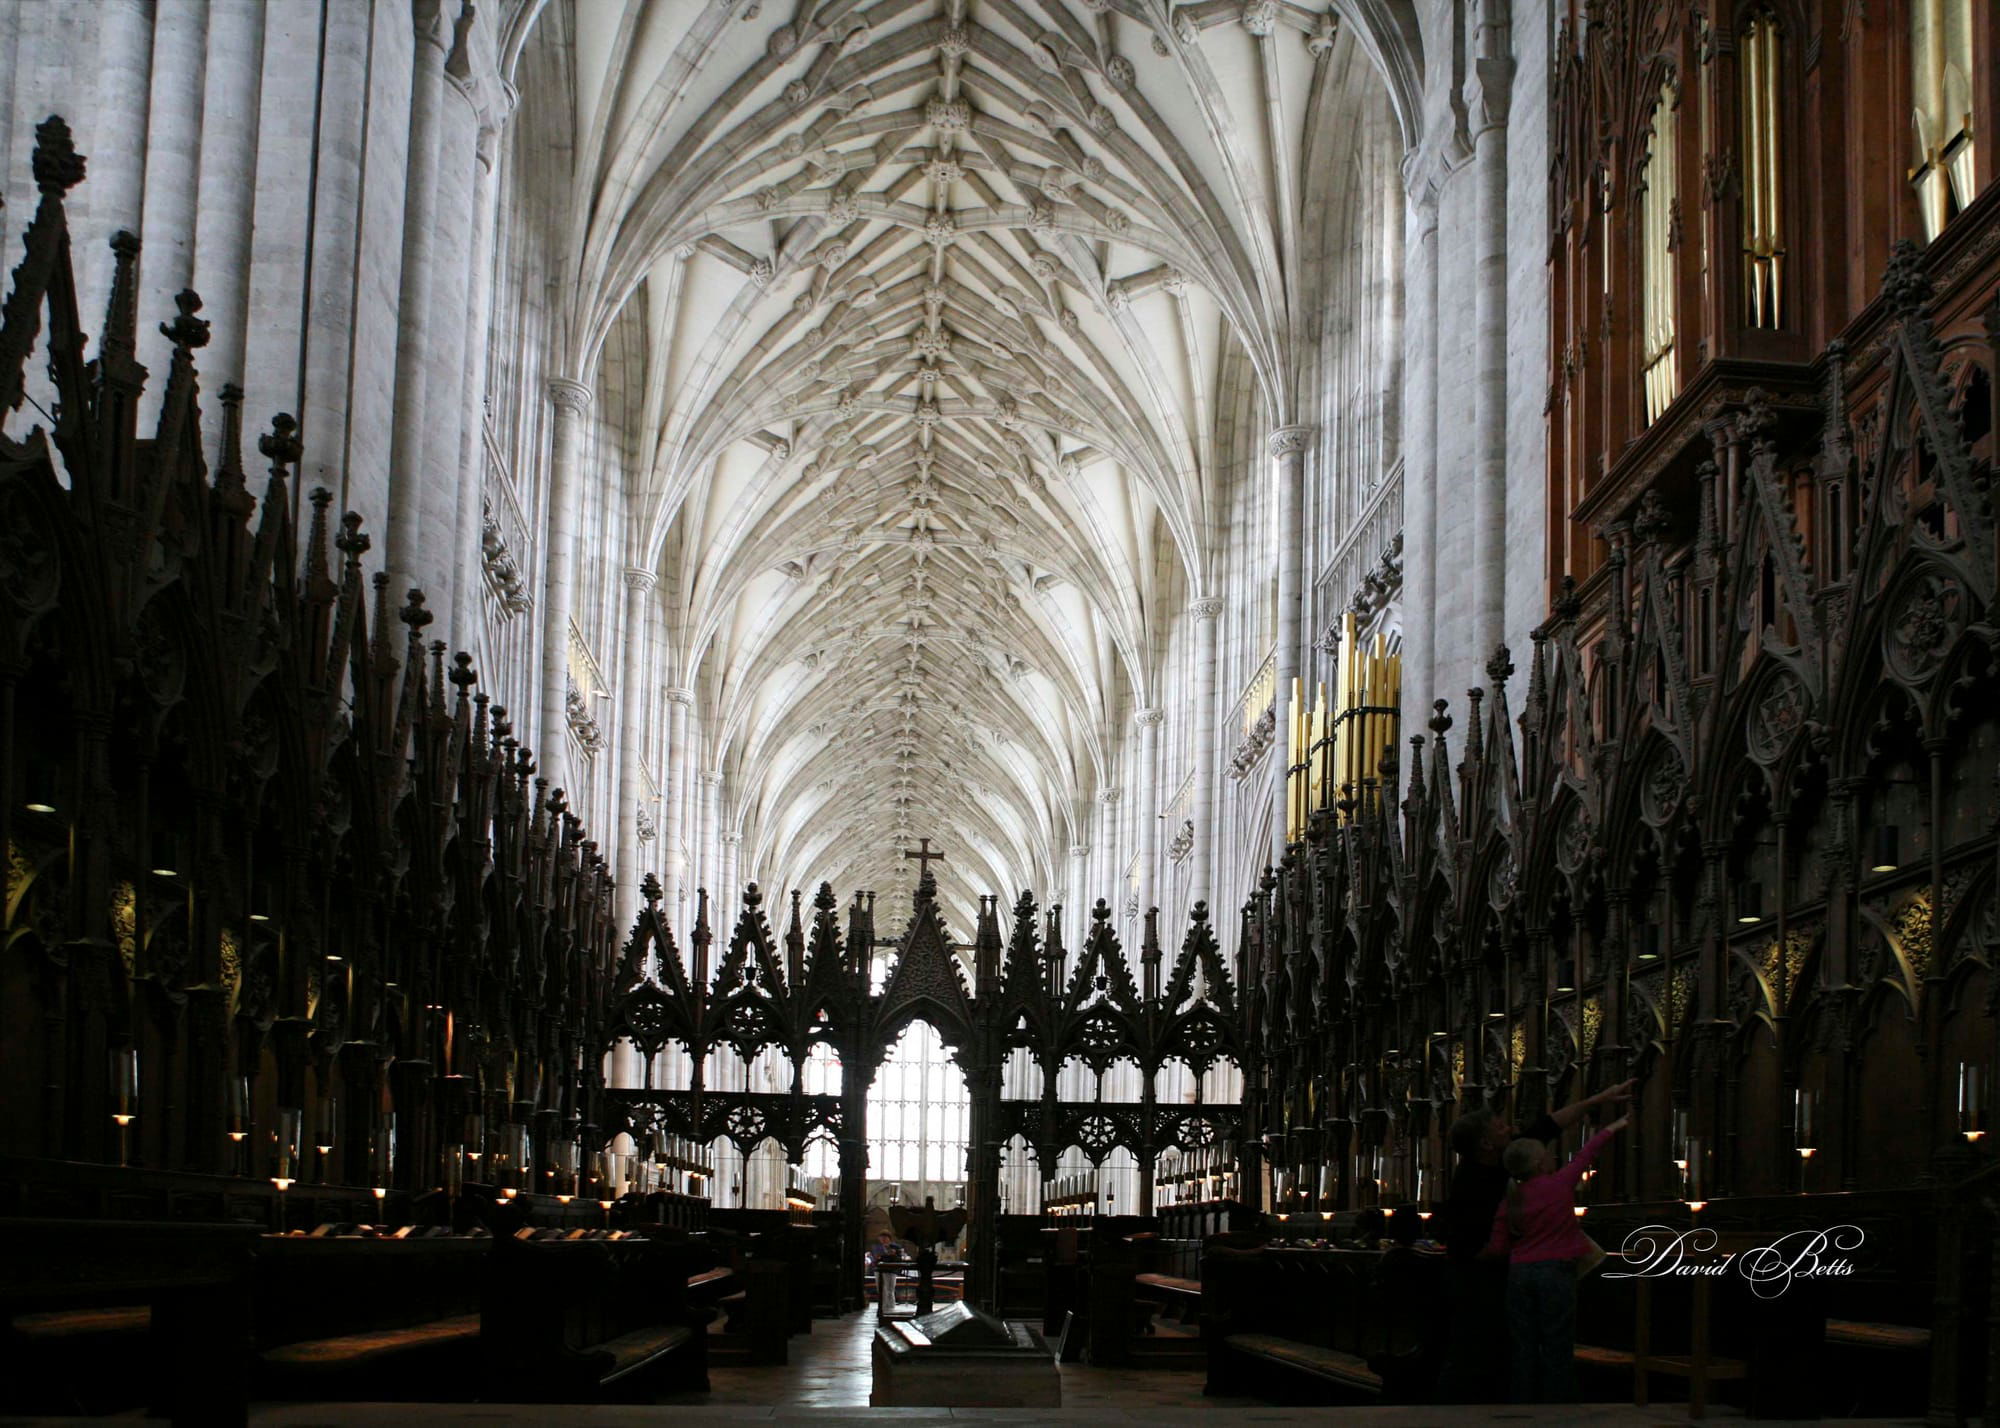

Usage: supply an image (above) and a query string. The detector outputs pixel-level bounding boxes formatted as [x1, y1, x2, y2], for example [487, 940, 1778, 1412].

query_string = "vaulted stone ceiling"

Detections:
[553, 0, 1417, 925]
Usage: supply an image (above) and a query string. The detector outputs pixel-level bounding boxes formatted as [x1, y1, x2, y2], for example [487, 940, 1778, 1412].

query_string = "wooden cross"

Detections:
[902, 837, 946, 879]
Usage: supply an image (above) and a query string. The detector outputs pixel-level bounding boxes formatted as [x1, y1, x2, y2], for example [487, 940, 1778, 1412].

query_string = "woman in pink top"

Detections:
[1483, 1115, 1628, 1402]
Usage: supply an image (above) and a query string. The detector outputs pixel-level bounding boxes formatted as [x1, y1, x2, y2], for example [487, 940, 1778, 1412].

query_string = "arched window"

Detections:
[867, 1021, 969, 1188]
[1641, 81, 1681, 424]
[1740, 12, 1785, 327]
[1911, 0, 1977, 240]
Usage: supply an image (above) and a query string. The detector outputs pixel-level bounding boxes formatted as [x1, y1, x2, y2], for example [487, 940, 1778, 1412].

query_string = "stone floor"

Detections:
[1, 1312, 1930, 1426]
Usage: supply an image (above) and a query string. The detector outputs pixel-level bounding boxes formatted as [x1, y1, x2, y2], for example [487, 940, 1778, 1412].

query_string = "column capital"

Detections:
[1099, 788, 1122, 805]
[1267, 425, 1314, 458]
[665, 687, 695, 705]
[698, 770, 724, 788]
[1069, 843, 1091, 859]
[720, 831, 743, 847]
[548, 378, 593, 413]
[622, 566, 657, 591]
[1188, 596, 1224, 621]
[1134, 707, 1164, 727]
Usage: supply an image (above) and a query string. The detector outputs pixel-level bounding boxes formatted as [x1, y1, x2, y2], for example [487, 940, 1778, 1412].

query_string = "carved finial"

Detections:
[159, 288, 210, 351]
[31, 117, 85, 195]
[1429, 699, 1453, 737]
[1189, 900, 1209, 926]
[305, 487, 333, 580]
[1881, 238, 1931, 318]
[1485, 644, 1514, 687]
[259, 412, 303, 474]
[400, 589, 433, 632]
[641, 872, 663, 905]
[216, 383, 247, 494]
[336, 510, 370, 563]
[449, 650, 478, 691]
[104, 232, 141, 355]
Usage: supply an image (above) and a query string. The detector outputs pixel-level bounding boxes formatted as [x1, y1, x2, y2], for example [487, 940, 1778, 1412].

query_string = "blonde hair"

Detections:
[1501, 1138, 1545, 1237]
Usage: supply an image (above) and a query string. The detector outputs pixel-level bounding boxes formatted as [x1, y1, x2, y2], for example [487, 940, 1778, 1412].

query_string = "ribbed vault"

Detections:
[551, 0, 1414, 923]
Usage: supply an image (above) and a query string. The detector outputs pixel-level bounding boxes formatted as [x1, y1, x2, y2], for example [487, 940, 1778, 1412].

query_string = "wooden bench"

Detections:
[481, 1234, 711, 1401]
[0, 1218, 256, 1426]
[1202, 1243, 1441, 1403]
[1134, 1270, 1202, 1329]
[252, 1236, 487, 1401]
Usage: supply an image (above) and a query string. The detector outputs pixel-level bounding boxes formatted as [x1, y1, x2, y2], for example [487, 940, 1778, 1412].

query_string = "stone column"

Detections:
[1068, 842, 1090, 957]
[537, 378, 592, 793]
[1134, 709, 1163, 914]
[82, 0, 152, 329]
[696, 770, 722, 910]
[662, 688, 693, 939]
[451, 113, 509, 640]
[384, 1, 451, 605]
[295, 0, 370, 525]
[136, 0, 206, 431]
[1098, 788, 1122, 920]
[1400, 189, 1440, 719]
[0, 0, 18, 209]
[1269, 426, 1311, 858]
[719, 831, 742, 923]
[422, 19, 479, 611]
[1466, 2, 1515, 669]
[190, 0, 265, 458]
[614, 568, 657, 935]
[1188, 597, 1224, 917]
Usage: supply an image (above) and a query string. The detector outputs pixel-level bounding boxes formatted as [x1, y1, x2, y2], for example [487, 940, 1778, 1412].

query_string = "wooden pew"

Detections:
[1202, 1244, 1443, 1404]
[1083, 1221, 1203, 1368]
[481, 1233, 712, 1401]
[0, 1218, 257, 1426]
[252, 1235, 487, 1401]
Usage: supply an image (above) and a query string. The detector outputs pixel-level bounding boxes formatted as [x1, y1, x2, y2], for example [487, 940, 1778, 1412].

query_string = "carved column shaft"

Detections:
[190, 0, 265, 457]
[1189, 598, 1224, 917]
[1271, 426, 1312, 857]
[1466, 18, 1515, 670]
[134, 0, 206, 432]
[1135, 709, 1163, 915]
[537, 379, 592, 793]
[697, 771, 722, 912]
[449, 110, 510, 639]
[384, 5, 453, 606]
[614, 568, 656, 944]
[1402, 194, 1440, 719]
[663, 689, 693, 938]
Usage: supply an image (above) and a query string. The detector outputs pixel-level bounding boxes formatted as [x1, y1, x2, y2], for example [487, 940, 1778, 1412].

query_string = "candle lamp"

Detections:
[110, 1046, 139, 1165]
[274, 1106, 303, 1184]
[1683, 1135, 1709, 1212]
[1794, 1088, 1818, 1191]
[1960, 1062, 1988, 1142]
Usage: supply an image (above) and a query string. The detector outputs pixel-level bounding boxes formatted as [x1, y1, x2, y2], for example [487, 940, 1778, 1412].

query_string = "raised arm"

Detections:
[1554, 1117, 1628, 1189]
[1547, 1078, 1635, 1133]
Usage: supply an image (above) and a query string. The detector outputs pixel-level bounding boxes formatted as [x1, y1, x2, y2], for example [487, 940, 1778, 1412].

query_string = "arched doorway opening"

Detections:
[864, 1020, 970, 1247]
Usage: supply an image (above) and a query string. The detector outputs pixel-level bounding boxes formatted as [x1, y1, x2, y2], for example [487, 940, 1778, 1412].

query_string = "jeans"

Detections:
[1507, 1258, 1578, 1403]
